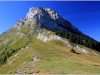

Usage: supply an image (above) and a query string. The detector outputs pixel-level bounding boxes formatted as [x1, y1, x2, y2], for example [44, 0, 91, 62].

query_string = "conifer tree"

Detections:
[3, 55, 7, 63]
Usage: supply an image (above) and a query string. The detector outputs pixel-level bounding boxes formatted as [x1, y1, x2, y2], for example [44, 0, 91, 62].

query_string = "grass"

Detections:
[28, 39, 100, 74]
[0, 28, 100, 74]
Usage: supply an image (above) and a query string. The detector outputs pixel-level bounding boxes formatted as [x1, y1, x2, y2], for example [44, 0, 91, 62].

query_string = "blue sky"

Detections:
[0, 1, 100, 41]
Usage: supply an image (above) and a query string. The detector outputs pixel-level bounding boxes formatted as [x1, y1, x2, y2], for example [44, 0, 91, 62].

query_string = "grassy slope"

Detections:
[0, 35, 100, 74]
[0, 23, 100, 74]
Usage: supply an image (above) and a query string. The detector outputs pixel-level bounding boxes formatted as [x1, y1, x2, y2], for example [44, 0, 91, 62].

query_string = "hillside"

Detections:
[0, 30, 100, 74]
[0, 7, 100, 74]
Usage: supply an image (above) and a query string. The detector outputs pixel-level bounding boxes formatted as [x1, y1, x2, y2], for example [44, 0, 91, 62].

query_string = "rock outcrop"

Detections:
[37, 32, 100, 56]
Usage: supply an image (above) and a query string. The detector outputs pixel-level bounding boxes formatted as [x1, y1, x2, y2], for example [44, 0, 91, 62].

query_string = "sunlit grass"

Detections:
[0, 29, 100, 74]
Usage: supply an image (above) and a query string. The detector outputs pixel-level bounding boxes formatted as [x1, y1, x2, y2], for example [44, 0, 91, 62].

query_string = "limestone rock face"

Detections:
[37, 32, 100, 56]
[14, 18, 26, 30]
[13, 7, 91, 39]
[25, 7, 82, 34]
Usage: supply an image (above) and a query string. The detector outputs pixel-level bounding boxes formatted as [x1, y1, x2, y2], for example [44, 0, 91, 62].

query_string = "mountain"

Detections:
[13, 7, 98, 41]
[0, 7, 100, 74]
[3, 7, 99, 51]
[14, 7, 85, 36]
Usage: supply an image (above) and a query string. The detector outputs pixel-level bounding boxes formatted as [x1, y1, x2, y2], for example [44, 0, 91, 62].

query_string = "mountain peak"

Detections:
[14, 7, 84, 36]
[26, 7, 59, 21]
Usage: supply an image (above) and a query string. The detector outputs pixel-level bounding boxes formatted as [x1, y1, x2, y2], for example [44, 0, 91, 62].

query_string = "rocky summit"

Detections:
[14, 7, 84, 35]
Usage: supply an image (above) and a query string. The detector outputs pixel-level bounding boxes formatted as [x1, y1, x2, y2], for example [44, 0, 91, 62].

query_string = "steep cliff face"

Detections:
[13, 7, 84, 35]
[26, 7, 83, 34]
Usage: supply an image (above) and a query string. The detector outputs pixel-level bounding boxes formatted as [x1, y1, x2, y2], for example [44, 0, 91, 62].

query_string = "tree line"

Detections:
[55, 31, 100, 52]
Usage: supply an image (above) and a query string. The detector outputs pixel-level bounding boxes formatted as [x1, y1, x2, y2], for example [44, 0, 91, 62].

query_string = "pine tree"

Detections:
[84, 39, 88, 47]
[89, 41, 93, 48]
[69, 34, 73, 42]
[79, 37, 83, 45]
[76, 38, 80, 44]
[3, 55, 7, 63]
[65, 33, 70, 39]
[96, 42, 100, 51]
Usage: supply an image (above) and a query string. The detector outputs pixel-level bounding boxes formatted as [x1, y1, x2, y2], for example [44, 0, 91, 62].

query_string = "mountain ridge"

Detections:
[12, 7, 98, 41]
[0, 7, 99, 52]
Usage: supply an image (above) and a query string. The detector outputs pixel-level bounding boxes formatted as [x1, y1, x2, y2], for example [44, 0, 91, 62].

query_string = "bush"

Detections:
[71, 48, 75, 53]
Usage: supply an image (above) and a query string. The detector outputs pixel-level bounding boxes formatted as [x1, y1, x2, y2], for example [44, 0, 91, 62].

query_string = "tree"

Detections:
[3, 55, 7, 63]
[79, 37, 83, 45]
[7, 52, 10, 57]
[69, 34, 73, 42]
[84, 39, 88, 47]
[71, 48, 75, 53]
[76, 38, 80, 44]
[96, 42, 100, 51]
[89, 41, 93, 48]
[65, 33, 70, 39]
